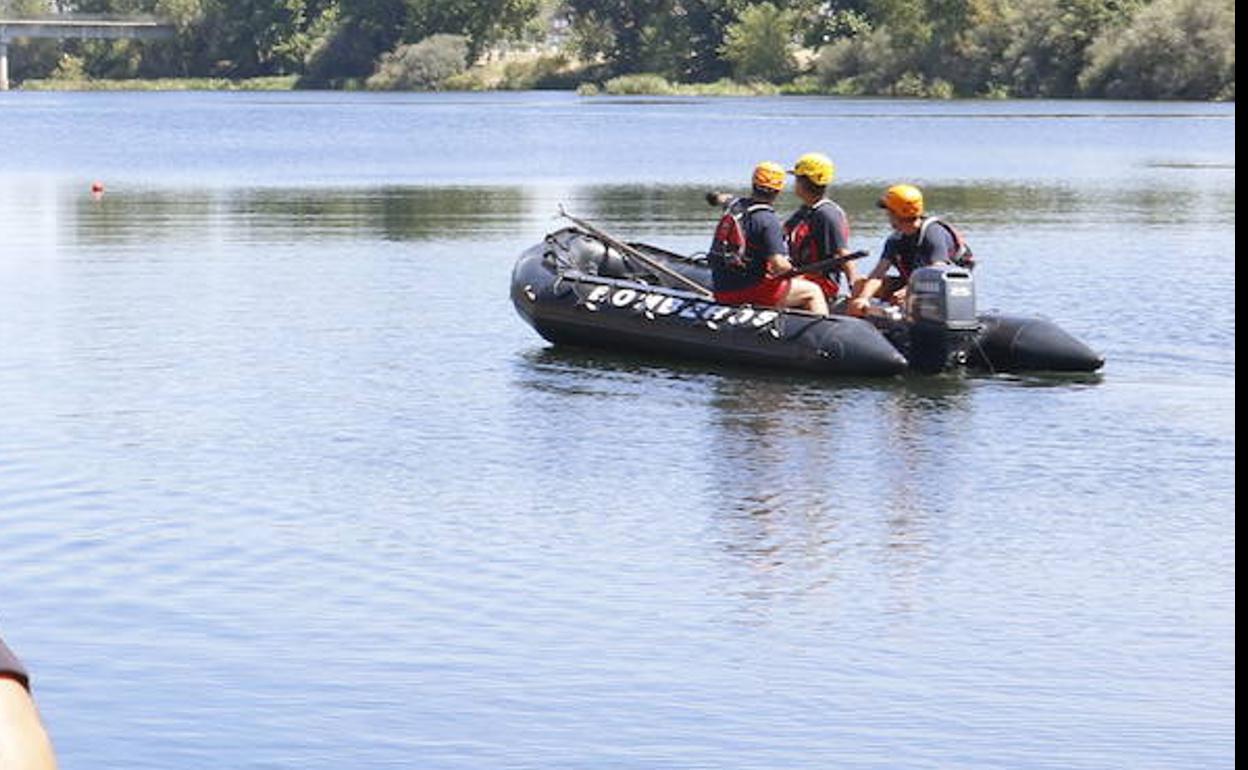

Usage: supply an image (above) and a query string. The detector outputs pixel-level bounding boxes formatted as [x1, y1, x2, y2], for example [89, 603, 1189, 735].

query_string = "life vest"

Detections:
[786, 199, 852, 299]
[918, 216, 975, 271]
[710, 198, 773, 272]
[785, 199, 839, 267]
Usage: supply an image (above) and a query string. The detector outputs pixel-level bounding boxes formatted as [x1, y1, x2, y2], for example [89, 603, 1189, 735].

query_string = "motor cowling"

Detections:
[905, 265, 980, 372]
[906, 265, 977, 329]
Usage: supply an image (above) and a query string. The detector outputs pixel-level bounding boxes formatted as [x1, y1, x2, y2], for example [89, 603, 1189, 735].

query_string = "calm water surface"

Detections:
[0, 92, 1235, 769]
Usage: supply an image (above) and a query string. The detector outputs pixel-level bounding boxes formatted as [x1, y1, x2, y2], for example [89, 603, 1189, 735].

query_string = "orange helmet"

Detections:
[752, 161, 786, 192]
[877, 184, 924, 218]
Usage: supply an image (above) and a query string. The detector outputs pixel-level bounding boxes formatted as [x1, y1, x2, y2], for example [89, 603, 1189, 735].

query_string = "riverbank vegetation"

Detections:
[1, 0, 1234, 99]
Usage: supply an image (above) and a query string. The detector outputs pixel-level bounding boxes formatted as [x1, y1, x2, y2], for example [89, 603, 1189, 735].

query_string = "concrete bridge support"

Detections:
[0, 17, 174, 90]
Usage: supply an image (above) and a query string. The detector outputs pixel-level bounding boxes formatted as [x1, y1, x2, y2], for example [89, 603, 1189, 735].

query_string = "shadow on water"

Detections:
[515, 343, 910, 396]
[517, 341, 1103, 396]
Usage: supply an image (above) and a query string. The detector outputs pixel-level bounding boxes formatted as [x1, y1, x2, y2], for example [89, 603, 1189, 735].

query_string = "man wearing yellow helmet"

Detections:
[848, 184, 970, 316]
[707, 161, 829, 315]
[783, 152, 861, 307]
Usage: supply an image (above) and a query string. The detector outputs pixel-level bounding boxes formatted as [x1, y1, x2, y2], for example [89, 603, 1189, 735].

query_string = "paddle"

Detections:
[776, 250, 870, 279]
[558, 205, 714, 298]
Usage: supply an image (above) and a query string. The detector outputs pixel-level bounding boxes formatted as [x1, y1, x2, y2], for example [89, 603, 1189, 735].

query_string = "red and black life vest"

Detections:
[785, 199, 851, 299]
[785, 198, 837, 267]
[710, 198, 773, 272]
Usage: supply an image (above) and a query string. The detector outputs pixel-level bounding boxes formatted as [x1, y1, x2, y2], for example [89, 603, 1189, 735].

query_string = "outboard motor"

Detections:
[905, 265, 980, 372]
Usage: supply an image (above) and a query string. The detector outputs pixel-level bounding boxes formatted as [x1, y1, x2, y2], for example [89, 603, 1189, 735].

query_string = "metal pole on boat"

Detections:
[558, 206, 714, 298]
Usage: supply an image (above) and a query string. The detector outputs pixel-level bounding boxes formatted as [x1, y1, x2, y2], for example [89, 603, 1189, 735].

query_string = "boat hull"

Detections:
[511, 236, 908, 378]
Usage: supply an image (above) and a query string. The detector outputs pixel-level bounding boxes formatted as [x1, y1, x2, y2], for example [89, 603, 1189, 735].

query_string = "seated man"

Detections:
[707, 162, 829, 316]
[784, 152, 861, 307]
[848, 184, 969, 317]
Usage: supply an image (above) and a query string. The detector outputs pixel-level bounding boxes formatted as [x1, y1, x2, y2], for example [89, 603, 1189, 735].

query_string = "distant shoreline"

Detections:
[18, 76, 299, 92]
[13, 75, 1238, 102]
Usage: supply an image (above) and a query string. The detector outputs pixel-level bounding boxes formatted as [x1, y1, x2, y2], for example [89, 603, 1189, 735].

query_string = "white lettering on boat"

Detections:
[580, 285, 781, 332]
[610, 289, 638, 308]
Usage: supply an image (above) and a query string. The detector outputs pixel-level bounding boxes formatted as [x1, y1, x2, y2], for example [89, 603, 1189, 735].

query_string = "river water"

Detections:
[0, 92, 1235, 769]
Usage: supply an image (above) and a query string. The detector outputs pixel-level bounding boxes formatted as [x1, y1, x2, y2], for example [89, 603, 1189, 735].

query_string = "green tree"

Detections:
[720, 2, 799, 82]
[301, 0, 407, 85]
[1078, 0, 1234, 98]
[402, 0, 540, 59]
[564, 0, 675, 74]
[1000, 0, 1145, 96]
[365, 32, 466, 88]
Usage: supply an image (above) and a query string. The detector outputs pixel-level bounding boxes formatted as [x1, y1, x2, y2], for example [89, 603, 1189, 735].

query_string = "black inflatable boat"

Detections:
[510, 227, 1103, 378]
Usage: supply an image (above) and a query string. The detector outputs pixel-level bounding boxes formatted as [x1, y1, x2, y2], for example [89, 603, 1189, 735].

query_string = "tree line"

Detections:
[1, 0, 1235, 99]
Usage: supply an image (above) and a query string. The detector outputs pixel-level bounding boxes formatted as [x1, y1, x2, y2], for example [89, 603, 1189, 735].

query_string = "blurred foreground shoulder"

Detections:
[0, 638, 58, 770]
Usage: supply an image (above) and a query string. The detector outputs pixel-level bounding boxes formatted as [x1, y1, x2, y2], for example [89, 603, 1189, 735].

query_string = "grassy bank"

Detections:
[582, 74, 833, 97]
[19, 76, 298, 92]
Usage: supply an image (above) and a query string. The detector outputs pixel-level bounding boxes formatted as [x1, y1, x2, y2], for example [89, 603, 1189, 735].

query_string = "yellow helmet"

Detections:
[790, 152, 835, 186]
[752, 161, 786, 192]
[877, 184, 924, 218]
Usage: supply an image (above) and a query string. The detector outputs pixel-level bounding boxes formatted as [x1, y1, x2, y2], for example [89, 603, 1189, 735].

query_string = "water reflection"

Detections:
[702, 375, 852, 617]
[702, 369, 980, 619]
[568, 178, 1234, 241]
[66, 185, 534, 245]
[26, 176, 1231, 253]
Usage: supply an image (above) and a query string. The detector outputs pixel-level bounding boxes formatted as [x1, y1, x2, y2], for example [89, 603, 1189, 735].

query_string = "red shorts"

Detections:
[808, 274, 840, 301]
[714, 277, 791, 308]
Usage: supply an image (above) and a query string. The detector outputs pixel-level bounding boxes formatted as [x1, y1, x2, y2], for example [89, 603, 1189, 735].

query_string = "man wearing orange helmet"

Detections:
[707, 162, 829, 315]
[848, 184, 968, 316]
[783, 152, 861, 307]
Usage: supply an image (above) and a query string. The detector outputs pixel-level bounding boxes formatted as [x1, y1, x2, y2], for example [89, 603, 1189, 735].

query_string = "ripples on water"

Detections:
[0, 93, 1236, 769]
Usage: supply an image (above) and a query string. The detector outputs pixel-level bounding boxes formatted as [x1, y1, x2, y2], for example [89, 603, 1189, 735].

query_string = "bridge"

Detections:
[0, 16, 175, 90]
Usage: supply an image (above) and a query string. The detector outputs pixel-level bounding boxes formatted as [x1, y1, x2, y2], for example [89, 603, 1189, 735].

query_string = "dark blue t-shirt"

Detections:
[880, 217, 957, 280]
[709, 201, 787, 292]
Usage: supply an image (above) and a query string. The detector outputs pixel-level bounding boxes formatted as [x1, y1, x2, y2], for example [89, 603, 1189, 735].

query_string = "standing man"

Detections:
[708, 161, 829, 315]
[848, 184, 970, 317]
[1, 636, 58, 770]
[783, 152, 861, 307]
